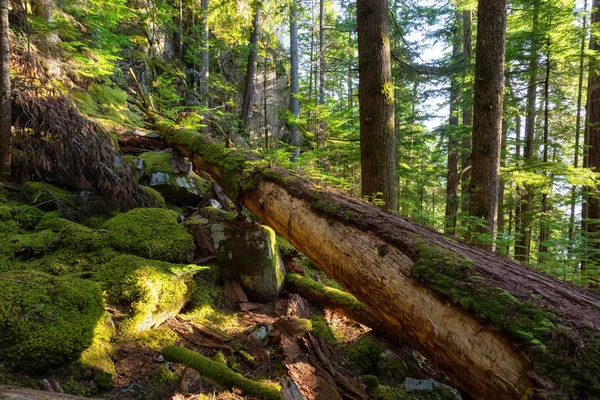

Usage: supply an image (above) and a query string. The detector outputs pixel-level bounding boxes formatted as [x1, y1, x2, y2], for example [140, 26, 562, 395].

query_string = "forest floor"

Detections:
[0, 179, 452, 400]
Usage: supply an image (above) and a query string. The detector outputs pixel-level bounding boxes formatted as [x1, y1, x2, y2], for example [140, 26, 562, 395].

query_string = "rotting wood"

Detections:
[152, 124, 600, 399]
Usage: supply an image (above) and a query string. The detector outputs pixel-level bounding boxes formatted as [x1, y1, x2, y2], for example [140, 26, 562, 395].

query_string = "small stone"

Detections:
[209, 199, 223, 209]
[154, 354, 165, 363]
[405, 378, 434, 392]
[150, 172, 171, 186]
[250, 325, 270, 341]
[404, 378, 462, 400]
[39, 379, 54, 392]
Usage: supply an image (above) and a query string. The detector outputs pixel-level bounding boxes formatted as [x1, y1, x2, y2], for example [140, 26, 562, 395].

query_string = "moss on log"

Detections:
[162, 346, 281, 400]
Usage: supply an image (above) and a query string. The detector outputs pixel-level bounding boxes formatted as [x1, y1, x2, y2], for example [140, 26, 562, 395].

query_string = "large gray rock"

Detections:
[211, 221, 285, 302]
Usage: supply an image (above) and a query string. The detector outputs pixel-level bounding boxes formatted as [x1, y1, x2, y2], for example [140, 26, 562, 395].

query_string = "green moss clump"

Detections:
[0, 229, 59, 257]
[22, 182, 77, 210]
[134, 326, 178, 350]
[90, 82, 128, 107]
[310, 314, 337, 344]
[184, 266, 241, 332]
[103, 208, 195, 263]
[73, 91, 100, 116]
[139, 152, 174, 176]
[0, 204, 11, 220]
[38, 218, 105, 252]
[344, 333, 385, 374]
[311, 191, 340, 215]
[95, 255, 200, 333]
[361, 375, 381, 396]
[0, 270, 104, 370]
[162, 346, 281, 400]
[141, 186, 167, 208]
[77, 313, 116, 389]
[12, 205, 46, 230]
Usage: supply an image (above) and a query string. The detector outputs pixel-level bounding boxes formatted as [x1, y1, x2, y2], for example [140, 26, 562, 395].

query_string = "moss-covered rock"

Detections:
[77, 312, 116, 389]
[139, 151, 174, 176]
[38, 217, 105, 252]
[0, 270, 104, 370]
[22, 182, 77, 211]
[103, 208, 195, 263]
[141, 186, 167, 208]
[211, 222, 285, 302]
[0, 229, 60, 260]
[11, 205, 46, 230]
[95, 254, 201, 333]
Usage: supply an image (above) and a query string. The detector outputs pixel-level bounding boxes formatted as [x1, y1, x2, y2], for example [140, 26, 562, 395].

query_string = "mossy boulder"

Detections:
[102, 208, 195, 263]
[0, 270, 104, 370]
[95, 255, 201, 333]
[211, 222, 285, 302]
[77, 313, 116, 389]
[22, 182, 77, 211]
[38, 217, 105, 252]
[141, 186, 167, 208]
[137, 151, 212, 206]
[0, 229, 60, 261]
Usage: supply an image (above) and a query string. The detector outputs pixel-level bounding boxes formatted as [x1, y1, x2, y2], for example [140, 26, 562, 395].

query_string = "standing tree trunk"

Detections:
[289, 0, 300, 162]
[539, 43, 551, 263]
[200, 0, 209, 106]
[468, 0, 508, 249]
[460, 9, 473, 221]
[0, 0, 10, 181]
[515, 0, 540, 263]
[445, 14, 461, 235]
[238, 2, 260, 137]
[569, 0, 588, 249]
[318, 0, 326, 160]
[263, 38, 269, 150]
[357, 0, 396, 210]
[585, 0, 600, 263]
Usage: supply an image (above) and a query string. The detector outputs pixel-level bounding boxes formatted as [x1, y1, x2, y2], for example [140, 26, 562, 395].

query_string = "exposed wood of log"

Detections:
[157, 123, 600, 399]
[117, 133, 167, 153]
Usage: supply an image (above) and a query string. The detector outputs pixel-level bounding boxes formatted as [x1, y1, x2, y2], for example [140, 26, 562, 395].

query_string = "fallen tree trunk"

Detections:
[157, 124, 600, 399]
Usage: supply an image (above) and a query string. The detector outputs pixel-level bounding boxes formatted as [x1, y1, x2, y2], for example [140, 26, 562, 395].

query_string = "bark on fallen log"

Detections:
[117, 133, 167, 153]
[157, 122, 600, 399]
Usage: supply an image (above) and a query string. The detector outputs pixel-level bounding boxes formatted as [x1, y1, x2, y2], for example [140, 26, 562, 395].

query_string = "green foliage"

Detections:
[102, 208, 195, 263]
[0, 270, 104, 370]
[162, 346, 281, 400]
